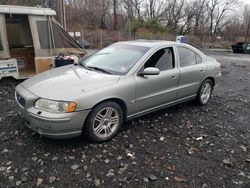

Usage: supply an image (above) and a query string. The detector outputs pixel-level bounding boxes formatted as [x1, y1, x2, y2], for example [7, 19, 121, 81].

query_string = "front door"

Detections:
[135, 47, 180, 113]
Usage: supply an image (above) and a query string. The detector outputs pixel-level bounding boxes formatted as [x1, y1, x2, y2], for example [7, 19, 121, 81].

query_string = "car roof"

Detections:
[116, 40, 179, 48]
[0, 5, 56, 16]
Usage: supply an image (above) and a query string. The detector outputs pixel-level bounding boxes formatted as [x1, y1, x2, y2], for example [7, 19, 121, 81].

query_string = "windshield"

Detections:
[81, 44, 149, 75]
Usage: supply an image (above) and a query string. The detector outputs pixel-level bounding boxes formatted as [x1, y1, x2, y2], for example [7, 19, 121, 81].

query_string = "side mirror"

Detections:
[139, 67, 160, 76]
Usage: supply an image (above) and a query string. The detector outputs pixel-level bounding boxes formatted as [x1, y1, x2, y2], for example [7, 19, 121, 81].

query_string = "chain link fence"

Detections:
[73, 29, 237, 50]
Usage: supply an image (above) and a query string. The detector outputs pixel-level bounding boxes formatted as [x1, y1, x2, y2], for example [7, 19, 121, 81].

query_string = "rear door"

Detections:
[176, 46, 206, 100]
[135, 47, 180, 113]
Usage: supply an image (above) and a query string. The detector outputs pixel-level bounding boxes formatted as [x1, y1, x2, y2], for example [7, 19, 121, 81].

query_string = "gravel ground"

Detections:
[0, 51, 250, 188]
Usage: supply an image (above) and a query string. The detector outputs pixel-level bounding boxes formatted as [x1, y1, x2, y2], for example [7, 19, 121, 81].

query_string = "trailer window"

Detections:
[36, 21, 50, 49]
[0, 33, 3, 50]
[52, 21, 81, 49]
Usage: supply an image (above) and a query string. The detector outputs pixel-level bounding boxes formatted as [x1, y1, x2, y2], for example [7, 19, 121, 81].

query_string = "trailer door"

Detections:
[0, 14, 10, 59]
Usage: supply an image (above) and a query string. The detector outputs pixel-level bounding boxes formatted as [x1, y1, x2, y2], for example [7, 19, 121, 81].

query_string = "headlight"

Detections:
[35, 99, 77, 113]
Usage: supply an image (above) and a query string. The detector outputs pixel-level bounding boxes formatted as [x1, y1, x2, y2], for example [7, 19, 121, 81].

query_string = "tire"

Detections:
[83, 101, 123, 142]
[196, 79, 213, 106]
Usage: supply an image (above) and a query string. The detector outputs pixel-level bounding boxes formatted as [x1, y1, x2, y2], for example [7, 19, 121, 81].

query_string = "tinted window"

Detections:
[144, 48, 174, 71]
[82, 44, 149, 75]
[0, 33, 3, 50]
[177, 47, 196, 67]
[37, 21, 50, 49]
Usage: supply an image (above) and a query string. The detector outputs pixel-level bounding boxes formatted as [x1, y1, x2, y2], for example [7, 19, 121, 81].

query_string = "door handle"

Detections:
[171, 75, 176, 79]
[200, 69, 204, 72]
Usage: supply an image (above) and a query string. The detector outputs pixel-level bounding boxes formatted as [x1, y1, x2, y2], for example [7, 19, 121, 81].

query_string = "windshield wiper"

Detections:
[79, 63, 91, 70]
[87, 66, 112, 74]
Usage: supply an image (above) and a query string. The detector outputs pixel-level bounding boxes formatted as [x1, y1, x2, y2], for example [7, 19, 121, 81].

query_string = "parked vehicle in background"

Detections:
[176, 35, 188, 44]
[231, 42, 250, 54]
[0, 5, 86, 80]
[15, 40, 222, 142]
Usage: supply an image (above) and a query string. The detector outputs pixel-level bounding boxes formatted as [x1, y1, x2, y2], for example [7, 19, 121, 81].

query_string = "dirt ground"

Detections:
[0, 51, 250, 188]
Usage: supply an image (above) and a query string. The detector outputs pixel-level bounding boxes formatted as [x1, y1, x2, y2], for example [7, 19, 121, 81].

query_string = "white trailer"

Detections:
[0, 5, 86, 80]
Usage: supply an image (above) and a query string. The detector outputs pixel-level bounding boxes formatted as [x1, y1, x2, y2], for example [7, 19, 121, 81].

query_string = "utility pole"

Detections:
[60, 0, 66, 30]
[245, 18, 250, 42]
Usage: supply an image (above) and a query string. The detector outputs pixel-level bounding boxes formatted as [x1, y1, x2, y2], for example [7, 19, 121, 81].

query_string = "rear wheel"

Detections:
[83, 101, 123, 142]
[196, 79, 213, 106]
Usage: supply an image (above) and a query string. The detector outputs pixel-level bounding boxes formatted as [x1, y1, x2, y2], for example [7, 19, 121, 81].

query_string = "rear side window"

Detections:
[177, 46, 197, 67]
[144, 47, 175, 71]
[0, 33, 3, 50]
[195, 54, 202, 64]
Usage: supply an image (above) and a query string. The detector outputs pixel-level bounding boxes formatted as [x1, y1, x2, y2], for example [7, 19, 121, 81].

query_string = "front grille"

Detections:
[16, 93, 26, 107]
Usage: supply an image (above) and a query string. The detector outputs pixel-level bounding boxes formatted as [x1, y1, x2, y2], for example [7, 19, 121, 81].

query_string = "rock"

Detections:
[94, 179, 101, 186]
[118, 177, 127, 183]
[148, 174, 158, 181]
[129, 144, 133, 149]
[174, 176, 186, 182]
[245, 159, 250, 163]
[222, 159, 233, 167]
[116, 156, 122, 160]
[0, 166, 6, 172]
[16, 181, 22, 186]
[21, 176, 27, 182]
[16, 142, 25, 146]
[44, 153, 50, 157]
[86, 173, 91, 178]
[143, 177, 149, 182]
[238, 171, 246, 177]
[240, 145, 247, 152]
[104, 159, 110, 164]
[106, 171, 115, 178]
[0, 117, 3, 122]
[9, 176, 14, 181]
[71, 164, 79, 170]
[32, 157, 37, 161]
[202, 183, 208, 188]
[52, 157, 58, 161]
[68, 156, 75, 160]
[36, 178, 43, 187]
[2, 148, 9, 153]
[49, 176, 56, 183]
[160, 137, 165, 141]
[82, 154, 86, 159]
[21, 167, 28, 172]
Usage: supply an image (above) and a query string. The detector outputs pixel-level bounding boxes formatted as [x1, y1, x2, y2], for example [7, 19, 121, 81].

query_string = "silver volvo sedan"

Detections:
[15, 40, 222, 142]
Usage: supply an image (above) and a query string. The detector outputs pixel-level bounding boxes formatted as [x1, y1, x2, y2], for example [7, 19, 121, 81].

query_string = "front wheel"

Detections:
[196, 79, 213, 106]
[83, 101, 123, 142]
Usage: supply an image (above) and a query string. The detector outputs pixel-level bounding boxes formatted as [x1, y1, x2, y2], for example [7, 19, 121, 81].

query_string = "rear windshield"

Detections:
[81, 44, 149, 75]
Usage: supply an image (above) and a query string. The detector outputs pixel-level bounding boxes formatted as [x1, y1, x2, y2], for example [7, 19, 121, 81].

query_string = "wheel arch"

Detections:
[87, 97, 128, 121]
[203, 77, 215, 87]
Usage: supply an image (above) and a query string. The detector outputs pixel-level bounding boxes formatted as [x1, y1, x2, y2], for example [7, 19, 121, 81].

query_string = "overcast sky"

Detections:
[243, 0, 250, 4]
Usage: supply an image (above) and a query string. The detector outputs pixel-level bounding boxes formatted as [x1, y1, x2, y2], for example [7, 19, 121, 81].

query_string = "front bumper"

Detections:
[15, 85, 91, 139]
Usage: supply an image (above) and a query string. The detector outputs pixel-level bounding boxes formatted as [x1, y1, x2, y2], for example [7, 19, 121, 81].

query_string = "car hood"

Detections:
[21, 65, 120, 100]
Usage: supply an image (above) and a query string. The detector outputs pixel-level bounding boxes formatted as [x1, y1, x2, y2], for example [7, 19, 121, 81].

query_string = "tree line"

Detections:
[0, 0, 249, 42]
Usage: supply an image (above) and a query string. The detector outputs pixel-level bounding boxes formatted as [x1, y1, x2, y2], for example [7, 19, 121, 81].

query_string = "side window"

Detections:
[177, 47, 197, 67]
[0, 32, 3, 50]
[36, 21, 50, 49]
[195, 54, 202, 64]
[144, 47, 175, 71]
